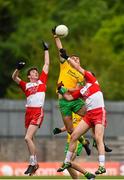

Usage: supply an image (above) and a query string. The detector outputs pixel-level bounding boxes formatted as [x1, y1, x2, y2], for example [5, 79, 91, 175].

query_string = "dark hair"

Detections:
[27, 67, 38, 76]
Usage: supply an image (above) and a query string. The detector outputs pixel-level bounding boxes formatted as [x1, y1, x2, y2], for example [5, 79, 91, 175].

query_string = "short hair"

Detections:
[27, 67, 38, 76]
[70, 54, 79, 58]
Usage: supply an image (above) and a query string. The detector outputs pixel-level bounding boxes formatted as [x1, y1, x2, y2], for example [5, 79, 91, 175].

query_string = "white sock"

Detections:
[34, 155, 38, 164]
[99, 155, 105, 167]
[30, 155, 36, 165]
[64, 151, 73, 163]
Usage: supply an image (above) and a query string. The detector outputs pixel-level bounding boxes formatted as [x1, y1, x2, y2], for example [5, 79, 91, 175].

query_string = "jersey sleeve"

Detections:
[39, 70, 48, 84]
[84, 70, 96, 83]
[19, 80, 26, 92]
[71, 89, 81, 99]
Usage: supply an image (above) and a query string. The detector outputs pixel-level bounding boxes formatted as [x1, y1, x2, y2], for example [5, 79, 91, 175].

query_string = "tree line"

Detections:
[0, 0, 124, 100]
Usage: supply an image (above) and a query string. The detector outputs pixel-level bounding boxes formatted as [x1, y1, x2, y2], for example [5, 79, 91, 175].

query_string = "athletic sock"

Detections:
[29, 155, 36, 166]
[93, 139, 97, 147]
[34, 155, 38, 164]
[64, 151, 73, 163]
[78, 135, 86, 144]
[99, 155, 105, 167]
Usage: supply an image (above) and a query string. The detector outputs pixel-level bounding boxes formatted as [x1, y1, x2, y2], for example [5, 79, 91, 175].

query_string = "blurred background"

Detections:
[0, 0, 124, 177]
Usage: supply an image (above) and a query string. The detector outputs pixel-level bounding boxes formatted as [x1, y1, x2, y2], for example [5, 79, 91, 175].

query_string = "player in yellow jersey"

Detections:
[52, 27, 90, 146]
[52, 27, 92, 179]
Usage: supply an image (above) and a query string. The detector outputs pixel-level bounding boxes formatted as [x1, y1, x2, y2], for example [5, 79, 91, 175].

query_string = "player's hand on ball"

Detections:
[53, 128, 62, 135]
[52, 26, 57, 35]
[55, 25, 68, 37]
[42, 41, 49, 51]
[59, 48, 69, 60]
[16, 61, 25, 70]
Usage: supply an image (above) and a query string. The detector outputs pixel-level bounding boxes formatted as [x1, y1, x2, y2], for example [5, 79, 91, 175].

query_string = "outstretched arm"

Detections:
[42, 42, 50, 74]
[53, 35, 63, 50]
[52, 26, 63, 49]
[52, 26, 66, 63]
[53, 126, 66, 135]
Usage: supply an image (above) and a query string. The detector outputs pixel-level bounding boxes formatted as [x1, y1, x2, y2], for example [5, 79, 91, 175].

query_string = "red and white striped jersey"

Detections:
[72, 70, 105, 111]
[19, 71, 48, 107]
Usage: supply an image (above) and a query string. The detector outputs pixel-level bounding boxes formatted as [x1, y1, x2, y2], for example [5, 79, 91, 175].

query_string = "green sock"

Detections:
[93, 139, 97, 147]
[84, 172, 89, 177]
[78, 136, 86, 145]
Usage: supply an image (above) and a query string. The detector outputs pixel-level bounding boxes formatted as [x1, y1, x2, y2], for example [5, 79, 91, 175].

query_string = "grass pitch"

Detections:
[0, 176, 124, 179]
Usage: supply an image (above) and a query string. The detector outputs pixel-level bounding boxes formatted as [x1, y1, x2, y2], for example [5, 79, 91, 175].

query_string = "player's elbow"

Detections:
[12, 73, 18, 83]
[12, 73, 15, 81]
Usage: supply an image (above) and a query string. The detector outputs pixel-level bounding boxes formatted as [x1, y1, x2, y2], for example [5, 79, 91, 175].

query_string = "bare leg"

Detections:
[62, 115, 73, 134]
[67, 153, 79, 179]
[24, 125, 39, 175]
[70, 162, 96, 179]
[95, 124, 105, 156]
[94, 124, 106, 174]
[25, 125, 38, 155]
[63, 115, 91, 155]
[57, 120, 91, 173]
[71, 162, 87, 174]
[69, 120, 90, 153]
[64, 120, 90, 163]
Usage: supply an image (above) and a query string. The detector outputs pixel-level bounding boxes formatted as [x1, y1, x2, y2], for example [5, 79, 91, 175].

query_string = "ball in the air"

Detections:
[55, 25, 68, 37]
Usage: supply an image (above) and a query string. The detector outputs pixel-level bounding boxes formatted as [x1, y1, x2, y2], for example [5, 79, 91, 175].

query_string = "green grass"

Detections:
[0, 176, 124, 179]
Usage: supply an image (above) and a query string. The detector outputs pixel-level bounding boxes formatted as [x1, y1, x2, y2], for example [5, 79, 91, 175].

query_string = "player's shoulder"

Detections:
[59, 57, 67, 64]
[19, 80, 27, 85]
[59, 60, 69, 69]
[60, 59, 68, 64]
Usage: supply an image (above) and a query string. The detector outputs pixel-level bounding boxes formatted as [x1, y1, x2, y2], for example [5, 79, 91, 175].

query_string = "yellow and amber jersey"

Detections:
[67, 113, 82, 143]
[57, 61, 84, 89]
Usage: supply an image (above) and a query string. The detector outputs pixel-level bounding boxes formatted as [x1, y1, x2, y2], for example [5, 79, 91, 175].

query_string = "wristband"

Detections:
[58, 86, 68, 95]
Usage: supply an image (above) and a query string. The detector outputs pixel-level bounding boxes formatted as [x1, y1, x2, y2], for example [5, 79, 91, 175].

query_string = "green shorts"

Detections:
[64, 142, 83, 156]
[59, 98, 85, 117]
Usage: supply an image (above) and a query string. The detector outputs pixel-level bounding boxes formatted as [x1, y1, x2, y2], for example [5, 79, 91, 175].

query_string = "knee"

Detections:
[24, 135, 30, 143]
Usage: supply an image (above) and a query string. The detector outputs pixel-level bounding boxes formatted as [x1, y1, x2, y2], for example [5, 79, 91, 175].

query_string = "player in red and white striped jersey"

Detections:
[57, 50, 107, 175]
[12, 42, 49, 175]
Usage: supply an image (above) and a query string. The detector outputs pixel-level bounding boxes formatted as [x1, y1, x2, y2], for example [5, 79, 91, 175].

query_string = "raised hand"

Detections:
[59, 48, 69, 60]
[52, 26, 57, 35]
[42, 41, 49, 51]
[16, 61, 25, 70]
